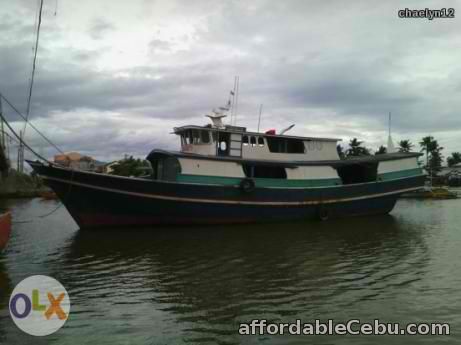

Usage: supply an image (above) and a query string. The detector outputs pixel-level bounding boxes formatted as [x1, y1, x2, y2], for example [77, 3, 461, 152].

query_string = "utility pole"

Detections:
[0, 95, 8, 179]
[0, 95, 4, 149]
[17, 130, 24, 173]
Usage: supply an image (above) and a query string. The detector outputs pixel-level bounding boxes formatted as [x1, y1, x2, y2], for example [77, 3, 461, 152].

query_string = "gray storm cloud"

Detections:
[1, 0, 460, 163]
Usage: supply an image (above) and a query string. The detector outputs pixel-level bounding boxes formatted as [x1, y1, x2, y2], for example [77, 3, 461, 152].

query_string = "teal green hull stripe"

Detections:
[378, 168, 423, 181]
[177, 168, 423, 187]
[177, 174, 341, 187]
[177, 174, 242, 186]
[254, 178, 340, 187]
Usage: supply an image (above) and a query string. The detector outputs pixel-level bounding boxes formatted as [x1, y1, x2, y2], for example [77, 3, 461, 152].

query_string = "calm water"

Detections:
[1, 197, 461, 344]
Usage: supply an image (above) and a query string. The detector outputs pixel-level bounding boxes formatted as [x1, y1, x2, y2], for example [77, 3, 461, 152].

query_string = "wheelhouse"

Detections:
[174, 124, 340, 162]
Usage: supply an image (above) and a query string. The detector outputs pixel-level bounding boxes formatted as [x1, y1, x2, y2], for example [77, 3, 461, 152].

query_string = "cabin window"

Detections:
[182, 130, 193, 145]
[192, 129, 201, 144]
[250, 136, 257, 147]
[242, 164, 287, 179]
[258, 137, 265, 146]
[201, 130, 210, 143]
[266, 137, 305, 153]
[336, 162, 378, 185]
[242, 135, 249, 145]
[181, 129, 211, 145]
[217, 132, 230, 156]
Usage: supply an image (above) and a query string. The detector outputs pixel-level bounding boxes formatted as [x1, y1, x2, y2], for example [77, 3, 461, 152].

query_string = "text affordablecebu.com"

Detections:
[239, 319, 450, 336]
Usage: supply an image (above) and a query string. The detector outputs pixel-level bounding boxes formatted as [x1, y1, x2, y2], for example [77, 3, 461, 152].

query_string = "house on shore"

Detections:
[54, 152, 110, 172]
[438, 163, 461, 186]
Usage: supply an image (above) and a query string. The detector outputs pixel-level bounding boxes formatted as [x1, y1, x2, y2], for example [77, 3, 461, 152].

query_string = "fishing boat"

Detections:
[27, 110, 425, 229]
[0, 212, 11, 250]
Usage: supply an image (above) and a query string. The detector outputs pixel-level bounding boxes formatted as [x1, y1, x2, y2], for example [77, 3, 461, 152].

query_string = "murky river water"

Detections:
[1, 196, 461, 344]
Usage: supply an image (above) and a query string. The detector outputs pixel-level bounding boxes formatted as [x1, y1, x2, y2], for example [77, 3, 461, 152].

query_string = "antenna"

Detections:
[230, 77, 237, 124]
[280, 124, 295, 135]
[234, 76, 239, 125]
[257, 104, 263, 132]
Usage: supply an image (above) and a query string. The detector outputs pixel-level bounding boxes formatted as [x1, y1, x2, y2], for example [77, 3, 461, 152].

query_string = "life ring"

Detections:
[317, 205, 329, 221]
[240, 178, 256, 193]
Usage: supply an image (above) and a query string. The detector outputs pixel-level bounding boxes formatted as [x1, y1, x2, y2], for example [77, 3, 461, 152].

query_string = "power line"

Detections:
[0, 93, 65, 155]
[0, 110, 50, 163]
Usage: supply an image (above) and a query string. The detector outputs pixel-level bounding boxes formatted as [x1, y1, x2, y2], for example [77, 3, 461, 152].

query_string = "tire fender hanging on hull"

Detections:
[240, 178, 255, 193]
[316, 204, 329, 221]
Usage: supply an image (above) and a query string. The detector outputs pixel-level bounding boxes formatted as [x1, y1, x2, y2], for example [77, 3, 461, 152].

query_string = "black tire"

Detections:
[317, 205, 329, 221]
[240, 178, 255, 193]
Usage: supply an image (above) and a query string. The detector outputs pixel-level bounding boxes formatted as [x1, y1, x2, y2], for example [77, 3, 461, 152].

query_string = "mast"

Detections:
[18, 0, 44, 173]
[234, 76, 239, 126]
[257, 104, 263, 132]
[230, 77, 237, 125]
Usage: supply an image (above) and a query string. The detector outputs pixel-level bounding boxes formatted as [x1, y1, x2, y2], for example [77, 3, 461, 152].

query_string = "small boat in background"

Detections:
[0, 212, 11, 250]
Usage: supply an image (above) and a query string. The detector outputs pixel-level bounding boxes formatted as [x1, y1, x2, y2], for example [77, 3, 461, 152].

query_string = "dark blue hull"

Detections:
[28, 161, 425, 228]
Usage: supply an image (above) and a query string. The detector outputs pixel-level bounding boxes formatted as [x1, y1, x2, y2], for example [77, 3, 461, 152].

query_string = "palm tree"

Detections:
[420, 136, 437, 155]
[419, 136, 444, 176]
[447, 152, 461, 167]
[346, 138, 371, 157]
[375, 146, 387, 155]
[398, 140, 414, 153]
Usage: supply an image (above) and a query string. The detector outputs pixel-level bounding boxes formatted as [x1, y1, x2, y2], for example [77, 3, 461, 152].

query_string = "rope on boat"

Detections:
[0, 1, 74, 223]
[1, 94, 76, 223]
[0, 106, 50, 164]
[10, 167, 75, 224]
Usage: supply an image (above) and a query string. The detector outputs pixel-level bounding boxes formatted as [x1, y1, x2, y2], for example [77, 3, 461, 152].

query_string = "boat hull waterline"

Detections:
[28, 161, 425, 229]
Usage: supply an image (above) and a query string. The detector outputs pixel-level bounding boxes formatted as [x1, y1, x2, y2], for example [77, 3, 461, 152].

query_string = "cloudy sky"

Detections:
[1, 0, 460, 163]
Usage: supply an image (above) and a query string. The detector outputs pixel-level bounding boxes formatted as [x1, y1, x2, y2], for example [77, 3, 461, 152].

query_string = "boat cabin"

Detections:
[173, 124, 341, 162]
[146, 114, 422, 189]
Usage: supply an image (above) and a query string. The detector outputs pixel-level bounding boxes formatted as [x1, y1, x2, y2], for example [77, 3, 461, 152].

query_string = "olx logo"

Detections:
[9, 275, 71, 336]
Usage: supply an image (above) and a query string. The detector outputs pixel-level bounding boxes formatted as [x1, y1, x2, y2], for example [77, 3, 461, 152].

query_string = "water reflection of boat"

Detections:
[60, 217, 428, 341]
[27, 108, 425, 228]
[0, 212, 11, 250]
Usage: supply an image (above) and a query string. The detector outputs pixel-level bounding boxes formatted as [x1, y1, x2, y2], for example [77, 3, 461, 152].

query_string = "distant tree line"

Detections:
[336, 136, 460, 176]
[109, 156, 151, 177]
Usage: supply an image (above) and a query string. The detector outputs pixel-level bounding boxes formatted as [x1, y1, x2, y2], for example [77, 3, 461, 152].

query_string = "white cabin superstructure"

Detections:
[174, 125, 341, 161]
[169, 122, 347, 185]
[139, 116, 421, 190]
